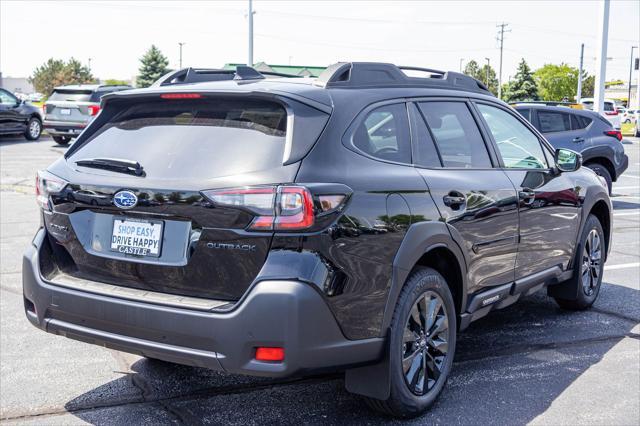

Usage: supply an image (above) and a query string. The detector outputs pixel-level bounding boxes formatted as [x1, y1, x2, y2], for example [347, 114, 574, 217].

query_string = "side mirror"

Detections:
[555, 148, 582, 172]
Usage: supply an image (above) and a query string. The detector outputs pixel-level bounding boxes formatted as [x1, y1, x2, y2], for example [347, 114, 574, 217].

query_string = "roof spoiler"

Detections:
[151, 66, 301, 87]
[315, 62, 490, 93]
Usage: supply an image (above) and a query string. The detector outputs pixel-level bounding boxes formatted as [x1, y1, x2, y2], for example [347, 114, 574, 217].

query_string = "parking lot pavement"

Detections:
[1, 135, 638, 425]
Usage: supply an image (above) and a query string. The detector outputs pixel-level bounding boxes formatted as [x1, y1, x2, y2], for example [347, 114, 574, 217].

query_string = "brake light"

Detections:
[160, 93, 202, 99]
[605, 110, 618, 116]
[87, 105, 101, 116]
[36, 170, 67, 211]
[42, 104, 47, 115]
[202, 185, 318, 231]
[604, 130, 623, 141]
[255, 347, 284, 362]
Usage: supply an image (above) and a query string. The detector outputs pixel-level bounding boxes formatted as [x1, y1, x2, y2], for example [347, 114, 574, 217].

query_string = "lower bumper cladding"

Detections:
[22, 230, 383, 377]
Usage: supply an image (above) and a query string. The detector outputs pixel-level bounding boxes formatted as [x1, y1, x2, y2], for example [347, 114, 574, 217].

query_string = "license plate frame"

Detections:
[110, 217, 164, 258]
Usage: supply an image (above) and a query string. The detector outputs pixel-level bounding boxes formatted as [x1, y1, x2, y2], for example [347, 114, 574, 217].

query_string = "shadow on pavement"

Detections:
[64, 282, 639, 425]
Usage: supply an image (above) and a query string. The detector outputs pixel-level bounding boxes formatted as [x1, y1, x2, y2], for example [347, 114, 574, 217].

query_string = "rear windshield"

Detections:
[69, 99, 288, 179]
[48, 89, 93, 102]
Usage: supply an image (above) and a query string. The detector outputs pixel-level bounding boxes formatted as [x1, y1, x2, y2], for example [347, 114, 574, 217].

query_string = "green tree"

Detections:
[29, 58, 95, 96]
[136, 45, 170, 88]
[533, 63, 579, 101]
[463, 60, 481, 80]
[504, 59, 538, 102]
[581, 74, 595, 98]
[103, 79, 129, 86]
[464, 60, 498, 95]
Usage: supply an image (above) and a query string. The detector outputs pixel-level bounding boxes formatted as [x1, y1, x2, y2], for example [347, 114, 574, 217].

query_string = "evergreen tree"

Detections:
[505, 59, 538, 102]
[136, 45, 170, 88]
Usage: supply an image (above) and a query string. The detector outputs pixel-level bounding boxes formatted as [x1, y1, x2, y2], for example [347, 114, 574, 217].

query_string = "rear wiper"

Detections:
[75, 158, 145, 177]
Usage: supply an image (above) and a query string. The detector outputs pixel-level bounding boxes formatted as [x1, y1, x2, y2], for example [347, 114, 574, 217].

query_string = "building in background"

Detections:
[223, 62, 326, 77]
[605, 79, 638, 107]
[0, 74, 35, 94]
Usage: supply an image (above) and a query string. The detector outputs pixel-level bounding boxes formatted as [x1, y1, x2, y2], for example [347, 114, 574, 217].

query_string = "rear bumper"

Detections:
[43, 120, 87, 137]
[22, 230, 383, 377]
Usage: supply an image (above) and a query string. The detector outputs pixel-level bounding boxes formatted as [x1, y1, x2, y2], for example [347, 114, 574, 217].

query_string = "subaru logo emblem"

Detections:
[113, 190, 138, 209]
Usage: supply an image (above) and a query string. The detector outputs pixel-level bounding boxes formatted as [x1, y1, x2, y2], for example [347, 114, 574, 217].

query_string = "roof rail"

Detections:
[315, 62, 490, 94]
[151, 66, 301, 87]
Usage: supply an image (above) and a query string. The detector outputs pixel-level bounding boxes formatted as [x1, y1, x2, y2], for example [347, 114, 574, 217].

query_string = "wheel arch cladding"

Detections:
[584, 156, 615, 181]
[383, 221, 467, 332]
[589, 199, 611, 258]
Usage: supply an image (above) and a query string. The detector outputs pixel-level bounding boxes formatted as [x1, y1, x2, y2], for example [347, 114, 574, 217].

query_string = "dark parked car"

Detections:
[24, 63, 612, 417]
[0, 88, 42, 140]
[43, 84, 131, 145]
[514, 104, 628, 193]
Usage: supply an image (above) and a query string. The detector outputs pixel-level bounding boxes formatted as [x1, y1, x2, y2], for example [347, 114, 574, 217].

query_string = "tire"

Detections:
[586, 163, 612, 195]
[52, 136, 71, 145]
[24, 117, 42, 141]
[364, 267, 456, 418]
[553, 214, 605, 310]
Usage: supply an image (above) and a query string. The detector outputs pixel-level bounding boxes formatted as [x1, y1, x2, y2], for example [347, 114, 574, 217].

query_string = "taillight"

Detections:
[202, 185, 335, 231]
[605, 110, 618, 116]
[42, 104, 47, 115]
[604, 130, 622, 141]
[36, 170, 67, 211]
[87, 105, 101, 116]
[160, 93, 202, 99]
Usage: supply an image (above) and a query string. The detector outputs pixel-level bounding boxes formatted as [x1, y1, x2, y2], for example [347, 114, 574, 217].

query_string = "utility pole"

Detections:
[178, 42, 186, 69]
[248, 0, 254, 66]
[496, 22, 510, 99]
[485, 57, 490, 88]
[577, 43, 585, 103]
[88, 58, 92, 70]
[459, 58, 464, 73]
[627, 46, 637, 108]
[594, 0, 610, 114]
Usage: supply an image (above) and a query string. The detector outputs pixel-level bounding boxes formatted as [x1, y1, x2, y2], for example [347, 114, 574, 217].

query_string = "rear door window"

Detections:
[571, 114, 592, 130]
[537, 110, 572, 133]
[69, 98, 289, 179]
[418, 101, 492, 168]
[351, 103, 411, 163]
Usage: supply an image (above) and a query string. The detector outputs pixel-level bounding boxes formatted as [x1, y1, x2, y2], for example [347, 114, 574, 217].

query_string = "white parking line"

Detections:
[612, 196, 640, 200]
[613, 186, 640, 190]
[618, 174, 640, 179]
[613, 211, 640, 217]
[604, 262, 640, 271]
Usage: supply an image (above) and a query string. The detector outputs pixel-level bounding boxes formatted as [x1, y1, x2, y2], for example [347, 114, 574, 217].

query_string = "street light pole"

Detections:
[485, 57, 490, 88]
[577, 43, 584, 103]
[459, 58, 464, 73]
[594, 0, 610, 114]
[178, 42, 186, 69]
[248, 0, 254, 66]
[627, 46, 637, 108]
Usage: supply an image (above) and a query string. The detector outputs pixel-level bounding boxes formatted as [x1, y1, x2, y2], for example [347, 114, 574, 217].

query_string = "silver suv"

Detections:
[43, 84, 131, 145]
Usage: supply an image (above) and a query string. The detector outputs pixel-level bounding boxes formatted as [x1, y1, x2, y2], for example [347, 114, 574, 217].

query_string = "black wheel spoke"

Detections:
[402, 290, 450, 396]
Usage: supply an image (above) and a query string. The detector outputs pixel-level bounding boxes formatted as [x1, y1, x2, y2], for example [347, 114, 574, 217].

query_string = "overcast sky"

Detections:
[1, 0, 639, 83]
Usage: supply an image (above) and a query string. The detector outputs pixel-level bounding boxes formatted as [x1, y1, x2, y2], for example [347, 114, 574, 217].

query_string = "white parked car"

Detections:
[581, 98, 622, 130]
[635, 110, 640, 137]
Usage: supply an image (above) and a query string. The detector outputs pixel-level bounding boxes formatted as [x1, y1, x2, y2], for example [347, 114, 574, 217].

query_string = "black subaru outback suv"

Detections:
[23, 63, 611, 417]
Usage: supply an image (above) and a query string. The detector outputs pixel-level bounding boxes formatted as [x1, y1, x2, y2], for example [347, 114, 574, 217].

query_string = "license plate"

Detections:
[110, 218, 163, 257]
[59, 108, 71, 115]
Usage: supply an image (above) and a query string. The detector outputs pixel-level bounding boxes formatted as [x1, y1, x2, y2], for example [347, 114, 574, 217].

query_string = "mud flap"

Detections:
[344, 331, 391, 400]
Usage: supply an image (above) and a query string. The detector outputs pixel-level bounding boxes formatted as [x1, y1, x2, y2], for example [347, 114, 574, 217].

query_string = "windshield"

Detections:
[68, 98, 288, 179]
[49, 89, 93, 102]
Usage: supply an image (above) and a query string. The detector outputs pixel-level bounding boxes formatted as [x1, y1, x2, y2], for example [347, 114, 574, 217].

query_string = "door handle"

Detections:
[572, 137, 585, 143]
[519, 188, 536, 205]
[443, 191, 466, 210]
